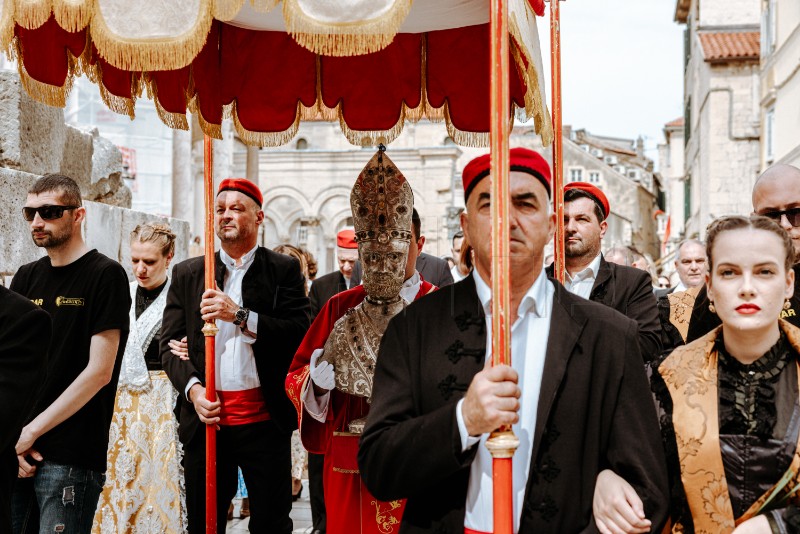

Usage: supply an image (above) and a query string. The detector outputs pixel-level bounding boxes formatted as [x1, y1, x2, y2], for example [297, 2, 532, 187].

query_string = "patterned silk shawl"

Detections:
[118, 280, 170, 391]
[659, 321, 800, 532]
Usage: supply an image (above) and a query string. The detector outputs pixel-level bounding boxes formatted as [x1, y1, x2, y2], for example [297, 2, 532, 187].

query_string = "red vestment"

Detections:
[286, 279, 436, 534]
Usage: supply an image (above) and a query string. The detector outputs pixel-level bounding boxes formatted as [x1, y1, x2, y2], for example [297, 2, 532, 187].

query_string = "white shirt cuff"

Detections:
[241, 311, 259, 344]
[185, 377, 201, 401]
[302, 379, 330, 423]
[456, 398, 482, 452]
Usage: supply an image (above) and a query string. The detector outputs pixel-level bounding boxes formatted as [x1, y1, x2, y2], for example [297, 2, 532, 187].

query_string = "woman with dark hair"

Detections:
[594, 215, 800, 533]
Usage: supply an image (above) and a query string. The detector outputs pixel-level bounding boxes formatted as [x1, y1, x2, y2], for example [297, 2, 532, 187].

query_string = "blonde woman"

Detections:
[93, 223, 186, 533]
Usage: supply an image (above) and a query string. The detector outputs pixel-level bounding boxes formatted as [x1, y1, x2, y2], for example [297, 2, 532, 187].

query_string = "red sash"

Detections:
[464, 528, 490, 534]
[217, 388, 270, 426]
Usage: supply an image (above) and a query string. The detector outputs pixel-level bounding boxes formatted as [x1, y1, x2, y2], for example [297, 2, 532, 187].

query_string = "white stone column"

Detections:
[245, 145, 260, 183]
[171, 128, 192, 221]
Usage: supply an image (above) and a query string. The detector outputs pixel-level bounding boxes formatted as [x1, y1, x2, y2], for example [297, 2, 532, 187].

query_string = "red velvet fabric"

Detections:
[13, 20, 536, 139]
[17, 17, 85, 87]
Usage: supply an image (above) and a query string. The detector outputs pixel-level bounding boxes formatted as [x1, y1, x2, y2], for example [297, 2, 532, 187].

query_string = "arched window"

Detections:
[296, 138, 309, 150]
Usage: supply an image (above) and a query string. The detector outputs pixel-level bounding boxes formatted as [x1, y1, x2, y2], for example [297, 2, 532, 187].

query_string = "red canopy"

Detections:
[2, 0, 552, 147]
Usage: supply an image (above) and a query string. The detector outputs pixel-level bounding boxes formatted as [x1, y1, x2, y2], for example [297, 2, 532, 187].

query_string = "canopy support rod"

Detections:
[550, 0, 565, 283]
[202, 134, 218, 534]
[486, 1, 518, 533]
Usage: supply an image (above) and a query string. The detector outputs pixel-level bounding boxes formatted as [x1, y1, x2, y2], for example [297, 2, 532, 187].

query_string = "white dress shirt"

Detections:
[563, 253, 602, 300]
[451, 264, 467, 282]
[455, 268, 554, 533]
[304, 271, 424, 421]
[185, 246, 261, 398]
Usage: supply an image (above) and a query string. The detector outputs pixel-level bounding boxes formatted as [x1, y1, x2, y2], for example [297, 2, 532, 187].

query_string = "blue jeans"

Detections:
[11, 461, 104, 534]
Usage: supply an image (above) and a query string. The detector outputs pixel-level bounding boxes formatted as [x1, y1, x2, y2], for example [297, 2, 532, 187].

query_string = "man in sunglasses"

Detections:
[9, 174, 130, 534]
[660, 164, 800, 353]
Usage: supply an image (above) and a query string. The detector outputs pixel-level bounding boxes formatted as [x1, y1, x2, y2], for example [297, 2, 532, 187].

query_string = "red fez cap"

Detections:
[462, 147, 552, 201]
[564, 182, 610, 220]
[336, 229, 357, 249]
[218, 178, 263, 207]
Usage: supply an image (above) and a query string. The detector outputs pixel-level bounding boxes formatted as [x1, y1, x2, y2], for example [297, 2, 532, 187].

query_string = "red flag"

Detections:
[529, 0, 545, 16]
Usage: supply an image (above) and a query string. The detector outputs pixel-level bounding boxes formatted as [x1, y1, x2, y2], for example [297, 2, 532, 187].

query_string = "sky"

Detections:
[537, 0, 685, 163]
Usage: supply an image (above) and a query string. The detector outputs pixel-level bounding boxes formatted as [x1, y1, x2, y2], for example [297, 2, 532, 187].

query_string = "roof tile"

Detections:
[699, 32, 760, 62]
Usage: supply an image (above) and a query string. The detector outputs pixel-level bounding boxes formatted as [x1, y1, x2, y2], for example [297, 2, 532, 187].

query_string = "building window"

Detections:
[296, 138, 309, 150]
[684, 175, 692, 225]
[684, 97, 692, 142]
[762, 0, 777, 56]
[569, 168, 583, 182]
[588, 171, 601, 183]
[765, 106, 775, 164]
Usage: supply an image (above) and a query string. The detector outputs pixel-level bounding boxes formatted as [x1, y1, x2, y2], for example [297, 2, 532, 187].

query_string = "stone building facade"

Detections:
[760, 0, 800, 169]
[673, 0, 762, 239]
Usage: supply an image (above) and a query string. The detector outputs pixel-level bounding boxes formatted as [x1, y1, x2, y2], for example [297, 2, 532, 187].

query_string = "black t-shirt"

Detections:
[10, 249, 131, 473]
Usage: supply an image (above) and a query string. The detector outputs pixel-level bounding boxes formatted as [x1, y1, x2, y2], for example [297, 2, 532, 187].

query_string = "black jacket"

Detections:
[548, 256, 662, 362]
[358, 274, 669, 533]
[0, 286, 51, 532]
[416, 252, 455, 288]
[308, 270, 355, 318]
[160, 248, 310, 444]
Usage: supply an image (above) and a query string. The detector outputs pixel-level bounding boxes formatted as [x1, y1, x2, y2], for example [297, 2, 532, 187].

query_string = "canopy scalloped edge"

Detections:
[283, 0, 413, 57]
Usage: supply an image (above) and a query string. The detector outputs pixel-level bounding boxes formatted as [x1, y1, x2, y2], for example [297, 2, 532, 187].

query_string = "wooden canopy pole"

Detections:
[550, 0, 565, 283]
[202, 134, 218, 533]
[485, 1, 518, 533]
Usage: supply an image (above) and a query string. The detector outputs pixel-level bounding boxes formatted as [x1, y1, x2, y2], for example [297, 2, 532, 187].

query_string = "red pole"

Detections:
[550, 0, 565, 284]
[486, 1, 518, 533]
[202, 135, 218, 533]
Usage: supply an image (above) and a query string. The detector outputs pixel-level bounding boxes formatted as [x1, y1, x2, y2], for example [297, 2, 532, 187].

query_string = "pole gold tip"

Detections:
[485, 430, 520, 459]
[202, 322, 219, 337]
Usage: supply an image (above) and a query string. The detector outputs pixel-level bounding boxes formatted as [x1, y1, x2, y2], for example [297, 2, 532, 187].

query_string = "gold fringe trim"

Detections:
[13, 0, 49, 30]
[283, 0, 411, 57]
[509, 11, 553, 146]
[231, 99, 300, 147]
[0, 0, 14, 51]
[83, 60, 138, 118]
[189, 96, 223, 140]
[18, 60, 71, 107]
[443, 104, 489, 147]
[145, 74, 189, 130]
[214, 0, 278, 21]
[53, 0, 92, 32]
[89, 0, 214, 71]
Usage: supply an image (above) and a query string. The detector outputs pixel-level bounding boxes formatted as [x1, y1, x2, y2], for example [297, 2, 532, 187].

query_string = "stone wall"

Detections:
[0, 167, 190, 283]
[0, 70, 189, 283]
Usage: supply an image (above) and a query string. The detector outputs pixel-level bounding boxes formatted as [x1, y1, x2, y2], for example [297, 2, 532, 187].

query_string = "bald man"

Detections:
[659, 164, 800, 352]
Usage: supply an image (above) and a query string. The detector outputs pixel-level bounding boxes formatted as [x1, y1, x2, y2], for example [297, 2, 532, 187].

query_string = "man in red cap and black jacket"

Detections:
[546, 182, 662, 362]
[358, 148, 668, 533]
[160, 178, 310, 533]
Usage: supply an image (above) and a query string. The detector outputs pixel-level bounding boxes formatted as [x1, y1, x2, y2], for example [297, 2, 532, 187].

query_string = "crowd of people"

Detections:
[2, 150, 800, 534]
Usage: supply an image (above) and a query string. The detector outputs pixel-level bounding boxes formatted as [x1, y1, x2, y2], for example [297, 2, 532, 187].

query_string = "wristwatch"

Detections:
[233, 306, 250, 327]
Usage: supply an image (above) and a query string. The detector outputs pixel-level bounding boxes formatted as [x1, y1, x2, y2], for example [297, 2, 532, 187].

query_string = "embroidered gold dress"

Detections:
[92, 281, 187, 533]
[653, 322, 800, 533]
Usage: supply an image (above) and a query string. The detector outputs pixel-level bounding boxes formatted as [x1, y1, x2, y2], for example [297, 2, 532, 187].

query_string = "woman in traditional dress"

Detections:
[93, 223, 186, 533]
[594, 215, 800, 533]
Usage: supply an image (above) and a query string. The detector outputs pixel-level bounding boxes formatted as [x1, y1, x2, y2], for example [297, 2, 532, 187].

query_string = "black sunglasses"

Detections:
[760, 207, 800, 228]
[22, 205, 80, 222]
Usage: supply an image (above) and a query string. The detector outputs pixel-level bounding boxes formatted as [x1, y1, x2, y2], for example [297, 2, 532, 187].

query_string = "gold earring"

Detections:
[709, 302, 716, 314]
[784, 299, 792, 310]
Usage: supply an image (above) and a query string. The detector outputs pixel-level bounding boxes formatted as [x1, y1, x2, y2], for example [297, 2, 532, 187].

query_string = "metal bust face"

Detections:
[360, 239, 409, 303]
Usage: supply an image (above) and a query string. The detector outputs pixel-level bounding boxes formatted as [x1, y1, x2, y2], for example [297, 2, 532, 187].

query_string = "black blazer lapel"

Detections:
[214, 252, 225, 291]
[590, 256, 612, 305]
[530, 282, 583, 465]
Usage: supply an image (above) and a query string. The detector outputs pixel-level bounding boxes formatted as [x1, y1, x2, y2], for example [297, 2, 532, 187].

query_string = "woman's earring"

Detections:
[709, 302, 716, 314]
[785, 299, 792, 310]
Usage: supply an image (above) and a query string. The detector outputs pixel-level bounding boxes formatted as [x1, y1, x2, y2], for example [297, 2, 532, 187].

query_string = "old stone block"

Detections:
[0, 167, 46, 275]
[82, 201, 122, 266]
[60, 126, 94, 192]
[0, 71, 66, 175]
[91, 128, 123, 184]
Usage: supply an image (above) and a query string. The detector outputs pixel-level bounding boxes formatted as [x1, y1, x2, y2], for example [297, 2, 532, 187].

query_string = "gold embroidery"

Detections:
[667, 286, 701, 343]
[372, 499, 402, 534]
[332, 467, 360, 474]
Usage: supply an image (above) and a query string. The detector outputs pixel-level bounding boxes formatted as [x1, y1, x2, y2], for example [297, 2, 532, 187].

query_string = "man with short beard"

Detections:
[547, 182, 661, 361]
[161, 178, 310, 533]
[10, 174, 130, 534]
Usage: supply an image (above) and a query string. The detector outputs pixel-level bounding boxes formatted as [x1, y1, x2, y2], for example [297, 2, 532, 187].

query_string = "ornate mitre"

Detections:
[320, 148, 414, 433]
